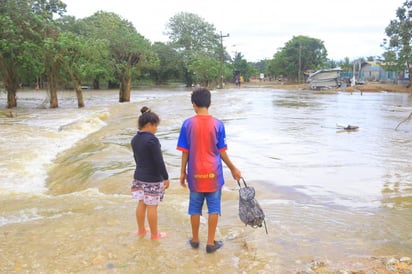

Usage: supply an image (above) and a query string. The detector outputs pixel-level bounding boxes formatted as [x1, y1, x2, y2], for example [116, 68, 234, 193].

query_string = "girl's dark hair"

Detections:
[191, 87, 211, 108]
[138, 106, 160, 130]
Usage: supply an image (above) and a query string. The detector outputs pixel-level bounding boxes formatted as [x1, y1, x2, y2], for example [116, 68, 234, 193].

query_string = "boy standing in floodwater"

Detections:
[131, 106, 170, 240]
[177, 87, 242, 253]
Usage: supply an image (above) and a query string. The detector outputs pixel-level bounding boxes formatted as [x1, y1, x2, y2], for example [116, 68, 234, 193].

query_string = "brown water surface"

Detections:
[0, 88, 411, 273]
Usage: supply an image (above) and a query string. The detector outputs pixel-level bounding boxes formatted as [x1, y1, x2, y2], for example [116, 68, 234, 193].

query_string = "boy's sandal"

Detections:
[189, 239, 199, 249]
[206, 240, 223, 253]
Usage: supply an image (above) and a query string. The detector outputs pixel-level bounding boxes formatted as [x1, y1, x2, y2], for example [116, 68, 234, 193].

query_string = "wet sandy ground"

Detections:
[1, 187, 411, 274]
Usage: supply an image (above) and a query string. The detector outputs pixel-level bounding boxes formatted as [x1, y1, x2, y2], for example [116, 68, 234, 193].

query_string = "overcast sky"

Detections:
[63, 0, 404, 62]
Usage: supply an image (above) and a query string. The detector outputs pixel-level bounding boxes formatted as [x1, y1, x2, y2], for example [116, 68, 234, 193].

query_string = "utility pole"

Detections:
[298, 42, 302, 83]
[219, 31, 229, 88]
[352, 59, 357, 87]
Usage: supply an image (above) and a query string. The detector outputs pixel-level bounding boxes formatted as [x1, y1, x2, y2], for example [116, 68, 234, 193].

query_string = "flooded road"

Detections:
[0, 87, 411, 273]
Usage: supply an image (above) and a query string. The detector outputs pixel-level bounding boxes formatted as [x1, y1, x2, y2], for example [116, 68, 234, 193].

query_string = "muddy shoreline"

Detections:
[232, 80, 411, 94]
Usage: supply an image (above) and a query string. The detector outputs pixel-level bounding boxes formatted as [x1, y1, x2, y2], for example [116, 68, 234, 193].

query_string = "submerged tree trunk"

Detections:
[118, 53, 140, 103]
[3, 64, 19, 108]
[119, 73, 131, 102]
[48, 69, 58, 108]
[75, 85, 85, 108]
[7, 90, 17, 109]
[68, 71, 85, 108]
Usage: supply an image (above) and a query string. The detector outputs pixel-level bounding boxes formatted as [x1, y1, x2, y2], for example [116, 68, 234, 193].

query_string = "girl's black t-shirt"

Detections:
[131, 131, 169, 182]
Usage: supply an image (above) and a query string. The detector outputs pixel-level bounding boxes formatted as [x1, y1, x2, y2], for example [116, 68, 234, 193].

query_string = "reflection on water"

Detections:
[0, 88, 412, 272]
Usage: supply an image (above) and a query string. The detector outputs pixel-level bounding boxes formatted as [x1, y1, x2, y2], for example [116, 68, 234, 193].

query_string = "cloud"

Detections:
[63, 0, 404, 62]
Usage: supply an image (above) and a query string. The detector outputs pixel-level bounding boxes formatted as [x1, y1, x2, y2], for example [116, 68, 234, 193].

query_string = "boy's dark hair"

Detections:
[191, 87, 211, 108]
[138, 106, 160, 130]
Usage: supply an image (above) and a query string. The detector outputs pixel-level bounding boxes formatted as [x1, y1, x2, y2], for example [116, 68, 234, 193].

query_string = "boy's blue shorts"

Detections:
[188, 189, 222, 215]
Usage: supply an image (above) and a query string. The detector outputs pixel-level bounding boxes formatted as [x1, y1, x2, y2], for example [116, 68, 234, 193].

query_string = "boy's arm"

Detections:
[220, 150, 242, 181]
[179, 151, 189, 188]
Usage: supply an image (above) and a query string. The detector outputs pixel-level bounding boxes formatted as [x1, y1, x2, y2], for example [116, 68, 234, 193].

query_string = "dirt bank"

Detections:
[341, 82, 411, 93]
[233, 80, 412, 93]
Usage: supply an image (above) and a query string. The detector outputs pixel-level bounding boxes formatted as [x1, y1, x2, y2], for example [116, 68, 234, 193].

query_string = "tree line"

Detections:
[1, 0, 410, 109]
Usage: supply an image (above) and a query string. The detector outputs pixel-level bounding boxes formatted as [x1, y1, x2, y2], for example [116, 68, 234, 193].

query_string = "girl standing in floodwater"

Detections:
[131, 106, 170, 240]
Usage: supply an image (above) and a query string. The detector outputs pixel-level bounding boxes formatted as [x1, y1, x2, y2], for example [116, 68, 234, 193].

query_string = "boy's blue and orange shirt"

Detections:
[177, 115, 227, 192]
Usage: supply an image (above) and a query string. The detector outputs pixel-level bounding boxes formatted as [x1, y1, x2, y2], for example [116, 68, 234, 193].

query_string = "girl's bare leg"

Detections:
[146, 205, 158, 236]
[136, 200, 147, 235]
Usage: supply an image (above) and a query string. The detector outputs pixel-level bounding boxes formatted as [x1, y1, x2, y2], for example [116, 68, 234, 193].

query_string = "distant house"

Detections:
[359, 61, 398, 83]
[359, 61, 412, 86]
[359, 62, 382, 81]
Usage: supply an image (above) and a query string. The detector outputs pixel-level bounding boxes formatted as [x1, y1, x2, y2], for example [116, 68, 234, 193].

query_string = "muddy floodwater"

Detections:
[0, 87, 411, 273]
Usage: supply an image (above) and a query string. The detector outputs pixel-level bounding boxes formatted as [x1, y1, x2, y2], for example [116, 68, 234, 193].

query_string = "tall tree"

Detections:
[149, 42, 183, 84]
[268, 35, 328, 82]
[382, 0, 412, 90]
[0, 0, 65, 108]
[165, 12, 222, 87]
[78, 11, 157, 102]
[188, 52, 220, 87]
[54, 31, 110, 107]
[55, 15, 113, 91]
